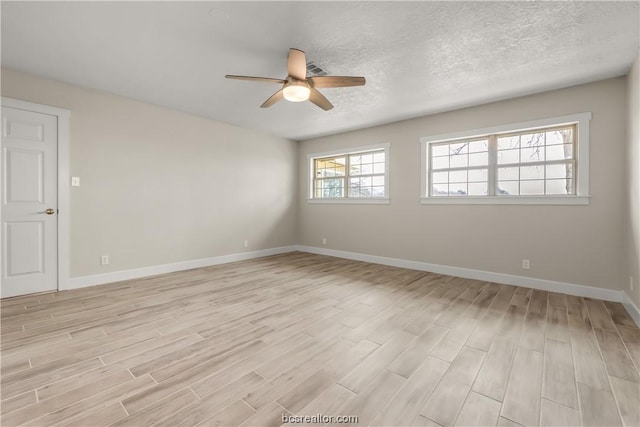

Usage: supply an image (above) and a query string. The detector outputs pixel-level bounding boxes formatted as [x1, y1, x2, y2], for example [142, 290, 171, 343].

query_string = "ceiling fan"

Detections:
[225, 48, 366, 111]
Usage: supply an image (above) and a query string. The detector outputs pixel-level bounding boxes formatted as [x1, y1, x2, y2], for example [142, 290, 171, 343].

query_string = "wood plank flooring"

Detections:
[1, 252, 639, 426]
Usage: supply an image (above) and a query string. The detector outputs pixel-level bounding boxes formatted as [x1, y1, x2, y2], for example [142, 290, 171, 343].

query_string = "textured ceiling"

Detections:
[1, 1, 639, 141]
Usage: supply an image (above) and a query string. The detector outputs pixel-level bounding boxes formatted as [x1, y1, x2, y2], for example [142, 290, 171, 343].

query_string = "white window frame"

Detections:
[307, 143, 390, 204]
[420, 113, 591, 205]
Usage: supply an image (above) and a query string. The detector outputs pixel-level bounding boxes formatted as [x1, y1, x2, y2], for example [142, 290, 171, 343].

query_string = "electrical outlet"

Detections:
[322, 238, 327, 245]
[522, 259, 530, 270]
[101, 255, 109, 265]
[71, 176, 80, 187]
[243, 240, 249, 248]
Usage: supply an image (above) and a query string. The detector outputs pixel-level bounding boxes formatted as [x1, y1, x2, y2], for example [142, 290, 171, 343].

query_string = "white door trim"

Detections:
[1, 97, 71, 292]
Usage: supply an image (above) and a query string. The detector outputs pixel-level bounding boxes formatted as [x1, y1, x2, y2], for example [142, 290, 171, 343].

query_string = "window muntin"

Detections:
[428, 124, 577, 198]
[311, 147, 387, 200]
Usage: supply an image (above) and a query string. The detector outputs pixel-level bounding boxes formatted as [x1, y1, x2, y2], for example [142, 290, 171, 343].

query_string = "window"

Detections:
[308, 143, 390, 204]
[421, 113, 591, 205]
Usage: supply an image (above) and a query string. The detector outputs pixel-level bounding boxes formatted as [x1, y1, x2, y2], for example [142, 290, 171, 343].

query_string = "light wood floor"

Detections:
[1, 252, 639, 427]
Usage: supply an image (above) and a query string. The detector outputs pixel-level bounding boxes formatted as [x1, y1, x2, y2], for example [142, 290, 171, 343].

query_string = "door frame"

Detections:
[1, 97, 71, 293]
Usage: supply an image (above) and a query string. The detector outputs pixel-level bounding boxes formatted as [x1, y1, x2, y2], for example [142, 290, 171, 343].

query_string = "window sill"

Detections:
[307, 198, 390, 205]
[420, 195, 590, 205]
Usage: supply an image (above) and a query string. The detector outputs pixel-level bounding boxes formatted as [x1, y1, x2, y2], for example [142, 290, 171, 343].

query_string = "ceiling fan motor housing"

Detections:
[283, 78, 311, 102]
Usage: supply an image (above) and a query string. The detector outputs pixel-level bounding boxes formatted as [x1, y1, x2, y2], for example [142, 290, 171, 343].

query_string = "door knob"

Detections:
[45, 208, 55, 215]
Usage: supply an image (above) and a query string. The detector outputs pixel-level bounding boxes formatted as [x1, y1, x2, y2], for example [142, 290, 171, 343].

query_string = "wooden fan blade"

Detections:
[308, 76, 366, 88]
[260, 89, 284, 108]
[308, 88, 333, 111]
[287, 48, 307, 80]
[225, 75, 286, 84]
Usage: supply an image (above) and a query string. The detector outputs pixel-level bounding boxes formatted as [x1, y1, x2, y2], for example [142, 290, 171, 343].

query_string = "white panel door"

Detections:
[1, 106, 58, 298]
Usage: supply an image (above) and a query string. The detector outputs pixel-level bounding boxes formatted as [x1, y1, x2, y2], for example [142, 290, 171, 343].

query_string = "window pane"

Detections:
[349, 187, 365, 197]
[498, 167, 519, 180]
[450, 143, 468, 155]
[546, 178, 572, 195]
[546, 163, 572, 179]
[432, 183, 448, 196]
[565, 163, 574, 179]
[520, 165, 544, 180]
[545, 130, 564, 146]
[349, 164, 361, 175]
[361, 164, 373, 174]
[520, 180, 544, 195]
[469, 169, 488, 182]
[315, 178, 344, 198]
[498, 136, 519, 150]
[432, 171, 448, 183]
[497, 149, 519, 165]
[372, 186, 385, 197]
[468, 140, 488, 153]
[468, 182, 487, 195]
[449, 170, 467, 183]
[520, 132, 544, 148]
[546, 144, 573, 161]
[450, 153, 468, 168]
[469, 152, 488, 167]
[361, 153, 373, 163]
[498, 181, 519, 195]
[432, 156, 449, 170]
[373, 152, 384, 162]
[449, 183, 467, 196]
[315, 157, 345, 177]
[349, 177, 370, 197]
[432, 144, 449, 157]
[546, 128, 573, 145]
[373, 163, 385, 174]
[520, 146, 544, 163]
[315, 158, 331, 169]
[323, 178, 344, 191]
[372, 176, 384, 186]
[350, 155, 361, 165]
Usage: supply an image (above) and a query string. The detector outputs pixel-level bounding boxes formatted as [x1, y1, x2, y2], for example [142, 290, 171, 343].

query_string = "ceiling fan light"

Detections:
[283, 82, 310, 102]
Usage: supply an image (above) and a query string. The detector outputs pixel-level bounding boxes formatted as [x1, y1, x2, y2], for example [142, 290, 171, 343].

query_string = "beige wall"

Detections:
[1, 68, 632, 297]
[626, 51, 640, 307]
[2, 69, 298, 277]
[299, 78, 627, 292]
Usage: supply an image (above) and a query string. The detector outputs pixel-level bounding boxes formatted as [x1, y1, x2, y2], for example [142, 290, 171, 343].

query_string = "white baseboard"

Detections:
[296, 245, 625, 304]
[62, 243, 640, 328]
[622, 291, 640, 328]
[64, 245, 298, 290]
